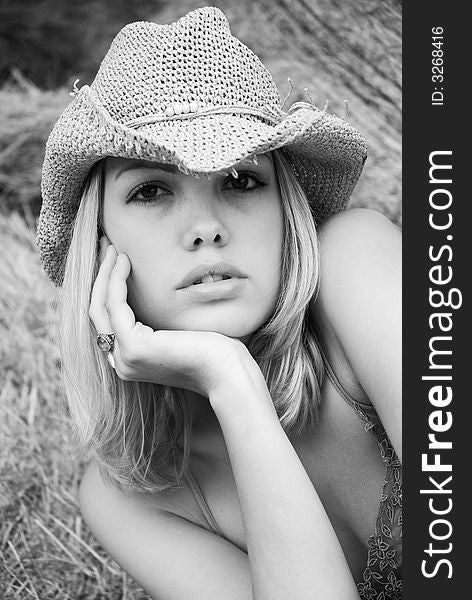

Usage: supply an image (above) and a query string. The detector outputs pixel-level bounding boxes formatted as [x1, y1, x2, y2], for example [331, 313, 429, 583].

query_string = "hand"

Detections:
[88, 237, 256, 398]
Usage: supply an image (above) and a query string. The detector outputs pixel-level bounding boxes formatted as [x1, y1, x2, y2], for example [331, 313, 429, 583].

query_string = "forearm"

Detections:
[209, 366, 359, 600]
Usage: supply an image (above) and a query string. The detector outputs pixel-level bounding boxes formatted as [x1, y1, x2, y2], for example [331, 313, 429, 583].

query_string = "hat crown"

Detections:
[90, 7, 281, 123]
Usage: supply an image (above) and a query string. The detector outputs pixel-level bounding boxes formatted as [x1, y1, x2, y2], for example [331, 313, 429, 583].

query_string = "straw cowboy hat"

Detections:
[38, 6, 367, 286]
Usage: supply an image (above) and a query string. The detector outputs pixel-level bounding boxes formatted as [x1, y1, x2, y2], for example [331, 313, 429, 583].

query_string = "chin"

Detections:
[138, 303, 270, 339]
[170, 311, 263, 339]
[181, 321, 256, 339]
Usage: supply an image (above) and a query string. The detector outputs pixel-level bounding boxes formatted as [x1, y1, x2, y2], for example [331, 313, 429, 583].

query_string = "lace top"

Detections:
[186, 359, 402, 599]
[321, 353, 402, 599]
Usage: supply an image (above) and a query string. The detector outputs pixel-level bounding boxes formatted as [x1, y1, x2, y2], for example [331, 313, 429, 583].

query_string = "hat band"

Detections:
[124, 104, 284, 129]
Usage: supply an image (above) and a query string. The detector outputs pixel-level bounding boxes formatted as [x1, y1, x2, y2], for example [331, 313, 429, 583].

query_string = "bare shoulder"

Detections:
[79, 460, 145, 515]
[79, 461, 156, 536]
[317, 207, 400, 257]
[79, 461, 252, 599]
[313, 207, 400, 324]
[311, 208, 402, 460]
[78, 460, 204, 538]
[314, 208, 401, 328]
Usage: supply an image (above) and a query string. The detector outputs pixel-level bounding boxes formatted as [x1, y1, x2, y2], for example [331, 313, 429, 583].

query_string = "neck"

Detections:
[180, 334, 255, 460]
[181, 389, 229, 463]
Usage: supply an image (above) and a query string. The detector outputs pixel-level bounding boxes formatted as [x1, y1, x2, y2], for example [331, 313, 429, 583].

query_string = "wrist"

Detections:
[208, 348, 278, 426]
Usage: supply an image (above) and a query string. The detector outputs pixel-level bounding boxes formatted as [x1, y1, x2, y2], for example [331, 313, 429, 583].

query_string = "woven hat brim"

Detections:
[39, 87, 366, 285]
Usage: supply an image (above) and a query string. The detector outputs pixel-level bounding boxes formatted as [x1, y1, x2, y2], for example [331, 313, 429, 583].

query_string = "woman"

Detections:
[37, 7, 401, 599]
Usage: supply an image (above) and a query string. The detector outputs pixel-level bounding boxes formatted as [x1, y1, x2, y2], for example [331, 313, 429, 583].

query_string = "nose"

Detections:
[181, 195, 230, 251]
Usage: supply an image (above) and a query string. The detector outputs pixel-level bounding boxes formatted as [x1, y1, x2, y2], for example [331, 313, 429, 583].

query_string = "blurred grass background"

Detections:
[0, 0, 401, 597]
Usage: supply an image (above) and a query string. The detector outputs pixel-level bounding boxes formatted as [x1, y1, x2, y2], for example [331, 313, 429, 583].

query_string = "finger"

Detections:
[106, 253, 137, 338]
[107, 352, 116, 369]
[89, 244, 117, 334]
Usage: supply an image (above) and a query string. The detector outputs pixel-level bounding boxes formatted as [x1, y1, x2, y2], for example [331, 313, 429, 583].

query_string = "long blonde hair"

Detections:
[59, 149, 324, 492]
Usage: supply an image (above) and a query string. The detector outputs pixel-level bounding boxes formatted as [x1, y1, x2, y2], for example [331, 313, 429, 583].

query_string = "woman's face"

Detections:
[102, 153, 283, 337]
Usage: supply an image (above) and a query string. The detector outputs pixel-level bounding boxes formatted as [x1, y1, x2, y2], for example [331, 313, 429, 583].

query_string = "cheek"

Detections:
[127, 268, 177, 330]
[126, 249, 173, 307]
[245, 203, 284, 301]
[104, 223, 175, 322]
[103, 207, 168, 281]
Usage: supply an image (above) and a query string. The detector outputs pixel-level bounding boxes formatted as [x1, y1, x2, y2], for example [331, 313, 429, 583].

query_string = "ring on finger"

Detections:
[96, 332, 116, 353]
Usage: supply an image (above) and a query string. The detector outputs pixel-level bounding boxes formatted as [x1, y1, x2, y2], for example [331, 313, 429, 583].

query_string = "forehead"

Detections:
[105, 153, 273, 179]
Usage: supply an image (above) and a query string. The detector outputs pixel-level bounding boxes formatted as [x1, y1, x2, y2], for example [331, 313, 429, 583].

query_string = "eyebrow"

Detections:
[114, 153, 271, 180]
[115, 161, 179, 180]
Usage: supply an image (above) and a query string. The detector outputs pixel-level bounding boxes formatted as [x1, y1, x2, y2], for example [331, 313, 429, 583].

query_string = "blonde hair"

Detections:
[59, 149, 324, 492]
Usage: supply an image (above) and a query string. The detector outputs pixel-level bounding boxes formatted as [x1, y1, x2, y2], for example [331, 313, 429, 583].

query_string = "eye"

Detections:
[223, 171, 266, 193]
[127, 182, 171, 204]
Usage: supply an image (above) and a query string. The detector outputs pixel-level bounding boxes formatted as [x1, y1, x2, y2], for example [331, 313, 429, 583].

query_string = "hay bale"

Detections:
[0, 80, 70, 215]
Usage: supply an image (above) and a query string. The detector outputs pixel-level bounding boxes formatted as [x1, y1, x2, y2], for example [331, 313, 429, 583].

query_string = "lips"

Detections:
[177, 262, 246, 289]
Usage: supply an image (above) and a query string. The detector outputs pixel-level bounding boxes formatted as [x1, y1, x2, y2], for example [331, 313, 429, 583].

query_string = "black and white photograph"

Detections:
[5, 1, 463, 598]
